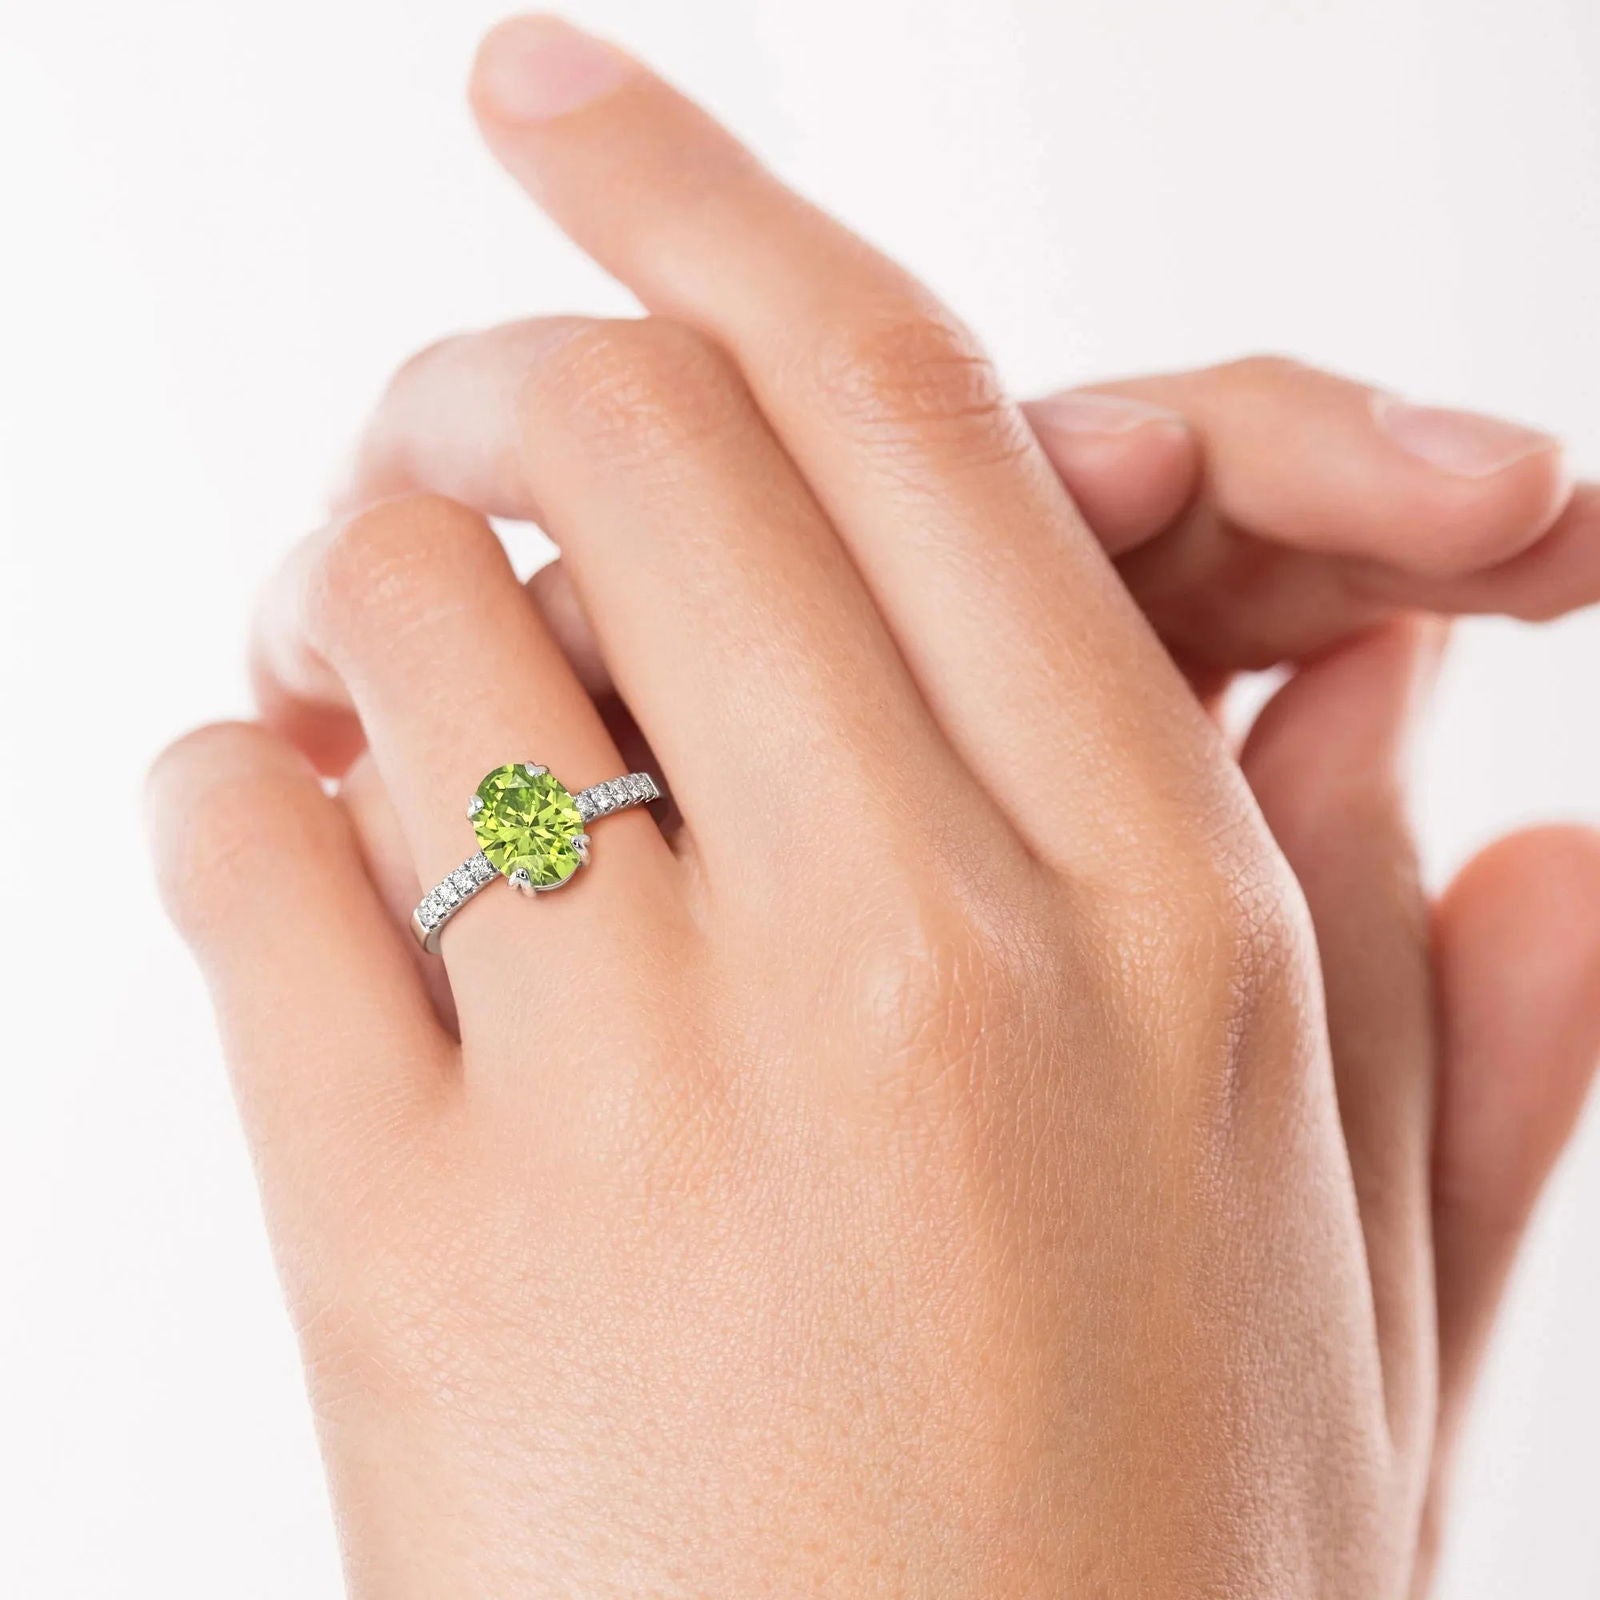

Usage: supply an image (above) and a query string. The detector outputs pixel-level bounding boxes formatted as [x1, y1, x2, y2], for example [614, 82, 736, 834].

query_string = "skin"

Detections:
[148, 16, 1600, 1598]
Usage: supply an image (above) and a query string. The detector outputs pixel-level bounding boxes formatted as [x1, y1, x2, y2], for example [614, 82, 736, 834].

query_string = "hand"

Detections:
[151, 16, 1600, 1596]
[321, 21, 1600, 1581]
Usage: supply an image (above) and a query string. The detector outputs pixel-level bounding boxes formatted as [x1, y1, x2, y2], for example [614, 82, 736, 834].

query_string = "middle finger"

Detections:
[470, 16, 1226, 867]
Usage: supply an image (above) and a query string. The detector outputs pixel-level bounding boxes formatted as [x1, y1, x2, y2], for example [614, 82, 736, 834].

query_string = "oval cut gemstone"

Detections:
[471, 764, 584, 888]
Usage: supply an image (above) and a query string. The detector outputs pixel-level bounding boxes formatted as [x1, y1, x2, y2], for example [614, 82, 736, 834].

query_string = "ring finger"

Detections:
[252, 493, 677, 1005]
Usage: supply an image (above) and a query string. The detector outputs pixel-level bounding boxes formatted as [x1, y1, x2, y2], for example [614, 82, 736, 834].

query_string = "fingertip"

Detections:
[1099, 357, 1576, 580]
[1241, 616, 1444, 819]
[1024, 391, 1198, 554]
[470, 13, 638, 128]
[1437, 484, 1600, 622]
[1439, 823, 1600, 968]
[1435, 823, 1600, 1216]
[1369, 394, 1573, 578]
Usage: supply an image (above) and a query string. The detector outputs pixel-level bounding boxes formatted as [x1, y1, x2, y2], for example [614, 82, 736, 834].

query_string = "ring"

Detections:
[410, 763, 662, 953]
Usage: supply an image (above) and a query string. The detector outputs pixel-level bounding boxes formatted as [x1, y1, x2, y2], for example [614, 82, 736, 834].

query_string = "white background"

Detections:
[2, 1, 1597, 1593]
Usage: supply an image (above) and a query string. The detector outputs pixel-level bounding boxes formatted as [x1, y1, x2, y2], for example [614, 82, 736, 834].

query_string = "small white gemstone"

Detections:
[438, 881, 460, 908]
[451, 867, 475, 894]
[424, 894, 447, 923]
[470, 854, 495, 883]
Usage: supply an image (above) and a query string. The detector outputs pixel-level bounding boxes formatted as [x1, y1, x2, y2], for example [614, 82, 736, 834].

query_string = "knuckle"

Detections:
[1213, 351, 1309, 390]
[308, 494, 489, 655]
[384, 331, 459, 396]
[840, 870, 1051, 1107]
[147, 718, 272, 799]
[522, 317, 748, 463]
[1162, 826, 1303, 986]
[572, 1000, 745, 1194]
[493, 935, 745, 1203]
[1094, 800, 1312, 1101]
[804, 297, 1024, 463]
[147, 723, 316, 932]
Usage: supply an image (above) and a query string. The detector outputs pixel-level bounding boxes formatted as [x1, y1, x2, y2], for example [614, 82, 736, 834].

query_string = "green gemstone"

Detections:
[471, 764, 584, 888]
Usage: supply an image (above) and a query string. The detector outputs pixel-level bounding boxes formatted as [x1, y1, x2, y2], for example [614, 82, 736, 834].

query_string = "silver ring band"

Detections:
[411, 770, 661, 954]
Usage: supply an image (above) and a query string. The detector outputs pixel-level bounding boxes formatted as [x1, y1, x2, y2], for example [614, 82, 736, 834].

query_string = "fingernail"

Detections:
[476, 15, 637, 123]
[1371, 394, 1557, 478]
[1028, 391, 1187, 438]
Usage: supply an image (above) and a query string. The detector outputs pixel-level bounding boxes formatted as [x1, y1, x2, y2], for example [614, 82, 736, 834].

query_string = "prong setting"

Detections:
[412, 771, 661, 950]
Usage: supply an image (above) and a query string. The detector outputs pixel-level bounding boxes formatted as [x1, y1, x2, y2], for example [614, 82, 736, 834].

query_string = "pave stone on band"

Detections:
[411, 766, 662, 954]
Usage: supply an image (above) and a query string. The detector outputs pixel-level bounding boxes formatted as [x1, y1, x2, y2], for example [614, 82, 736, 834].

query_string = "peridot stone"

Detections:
[471, 764, 584, 888]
